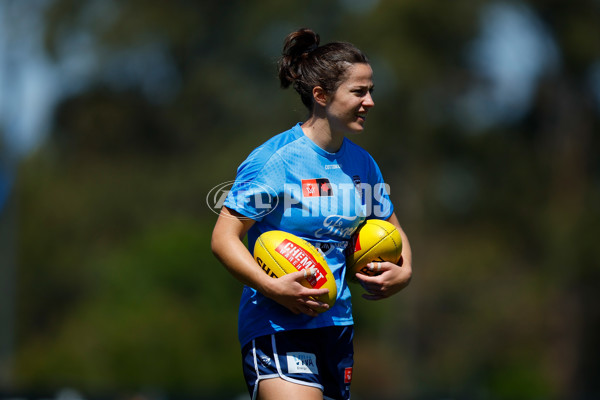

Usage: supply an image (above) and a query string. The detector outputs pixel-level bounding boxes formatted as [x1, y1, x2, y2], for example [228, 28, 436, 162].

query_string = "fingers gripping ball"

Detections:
[346, 219, 402, 282]
[253, 230, 337, 310]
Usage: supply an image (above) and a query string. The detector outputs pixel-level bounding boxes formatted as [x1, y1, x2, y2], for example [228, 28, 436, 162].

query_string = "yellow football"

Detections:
[253, 230, 337, 310]
[346, 219, 402, 281]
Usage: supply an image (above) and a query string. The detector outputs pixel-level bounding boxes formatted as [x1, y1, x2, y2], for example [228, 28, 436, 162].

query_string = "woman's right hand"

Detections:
[212, 207, 330, 317]
[262, 268, 330, 316]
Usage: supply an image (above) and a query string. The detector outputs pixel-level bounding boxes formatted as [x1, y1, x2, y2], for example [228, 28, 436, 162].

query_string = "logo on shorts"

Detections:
[287, 352, 319, 374]
[256, 349, 272, 367]
[344, 367, 353, 384]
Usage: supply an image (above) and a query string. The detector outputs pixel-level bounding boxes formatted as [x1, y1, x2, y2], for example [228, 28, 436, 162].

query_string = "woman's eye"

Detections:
[352, 88, 373, 96]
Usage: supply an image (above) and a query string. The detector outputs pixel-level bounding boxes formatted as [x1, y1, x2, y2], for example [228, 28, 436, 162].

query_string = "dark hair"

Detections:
[278, 28, 369, 110]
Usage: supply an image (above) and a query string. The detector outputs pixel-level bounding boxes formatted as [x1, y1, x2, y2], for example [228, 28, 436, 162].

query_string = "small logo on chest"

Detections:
[302, 178, 333, 197]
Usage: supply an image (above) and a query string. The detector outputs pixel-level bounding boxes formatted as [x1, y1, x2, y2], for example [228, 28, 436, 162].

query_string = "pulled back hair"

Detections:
[278, 28, 369, 110]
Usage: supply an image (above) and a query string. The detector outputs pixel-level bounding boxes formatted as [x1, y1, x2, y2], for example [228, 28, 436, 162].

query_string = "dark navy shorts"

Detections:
[241, 325, 354, 400]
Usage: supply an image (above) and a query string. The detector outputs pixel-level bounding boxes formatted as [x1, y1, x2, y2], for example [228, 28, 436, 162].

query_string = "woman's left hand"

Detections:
[354, 260, 412, 300]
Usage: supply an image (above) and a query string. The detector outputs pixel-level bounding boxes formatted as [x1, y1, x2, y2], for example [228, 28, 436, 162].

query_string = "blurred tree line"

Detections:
[6, 0, 600, 399]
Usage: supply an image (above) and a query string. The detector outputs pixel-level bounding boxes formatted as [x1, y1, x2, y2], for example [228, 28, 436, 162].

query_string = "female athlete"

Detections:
[211, 28, 412, 400]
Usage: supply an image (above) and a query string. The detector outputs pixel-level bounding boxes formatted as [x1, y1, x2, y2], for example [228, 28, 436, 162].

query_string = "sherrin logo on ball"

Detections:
[253, 230, 337, 310]
[346, 219, 402, 282]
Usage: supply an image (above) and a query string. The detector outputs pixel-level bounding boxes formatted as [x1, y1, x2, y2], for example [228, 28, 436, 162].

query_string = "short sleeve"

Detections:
[223, 149, 285, 221]
[367, 156, 393, 220]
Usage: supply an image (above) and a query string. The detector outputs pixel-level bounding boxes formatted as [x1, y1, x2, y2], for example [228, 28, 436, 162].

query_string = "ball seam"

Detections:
[256, 238, 287, 277]
[352, 231, 402, 268]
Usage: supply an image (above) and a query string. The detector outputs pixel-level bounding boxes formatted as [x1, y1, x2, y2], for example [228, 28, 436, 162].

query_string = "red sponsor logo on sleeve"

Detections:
[344, 367, 353, 383]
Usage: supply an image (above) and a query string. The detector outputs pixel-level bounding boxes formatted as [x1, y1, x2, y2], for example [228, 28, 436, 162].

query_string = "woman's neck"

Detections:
[301, 116, 344, 153]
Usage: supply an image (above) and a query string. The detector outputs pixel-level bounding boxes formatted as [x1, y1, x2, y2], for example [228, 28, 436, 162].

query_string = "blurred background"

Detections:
[1, 0, 599, 399]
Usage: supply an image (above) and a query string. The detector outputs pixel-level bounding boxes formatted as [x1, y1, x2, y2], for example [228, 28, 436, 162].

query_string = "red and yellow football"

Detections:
[346, 219, 402, 281]
[253, 230, 337, 309]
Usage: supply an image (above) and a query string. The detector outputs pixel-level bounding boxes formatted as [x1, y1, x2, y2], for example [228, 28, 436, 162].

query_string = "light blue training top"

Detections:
[224, 123, 393, 347]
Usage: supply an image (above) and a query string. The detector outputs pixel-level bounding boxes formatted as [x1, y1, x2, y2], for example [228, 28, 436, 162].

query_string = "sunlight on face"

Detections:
[327, 63, 375, 136]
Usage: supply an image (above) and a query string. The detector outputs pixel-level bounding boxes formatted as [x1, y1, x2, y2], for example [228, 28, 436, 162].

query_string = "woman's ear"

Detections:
[312, 86, 328, 107]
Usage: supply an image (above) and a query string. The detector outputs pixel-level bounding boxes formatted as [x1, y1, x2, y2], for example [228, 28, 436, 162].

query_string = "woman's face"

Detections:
[326, 63, 375, 136]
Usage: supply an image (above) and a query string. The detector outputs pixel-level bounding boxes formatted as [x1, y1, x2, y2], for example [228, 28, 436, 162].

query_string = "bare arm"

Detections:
[211, 207, 330, 315]
[354, 212, 413, 300]
[388, 212, 412, 269]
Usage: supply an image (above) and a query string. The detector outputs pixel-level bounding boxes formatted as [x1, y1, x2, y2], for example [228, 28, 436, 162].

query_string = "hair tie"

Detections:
[307, 43, 318, 53]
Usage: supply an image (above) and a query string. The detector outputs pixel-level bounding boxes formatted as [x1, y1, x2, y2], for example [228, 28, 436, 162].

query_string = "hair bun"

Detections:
[277, 28, 368, 110]
[278, 28, 320, 88]
[282, 28, 320, 59]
